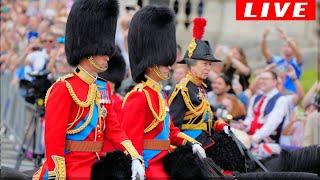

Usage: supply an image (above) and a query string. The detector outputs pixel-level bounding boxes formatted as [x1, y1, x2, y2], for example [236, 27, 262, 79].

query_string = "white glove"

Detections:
[223, 126, 235, 135]
[192, 143, 206, 159]
[131, 159, 145, 180]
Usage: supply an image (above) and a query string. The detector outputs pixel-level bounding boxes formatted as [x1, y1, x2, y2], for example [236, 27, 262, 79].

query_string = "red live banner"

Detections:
[236, 0, 316, 20]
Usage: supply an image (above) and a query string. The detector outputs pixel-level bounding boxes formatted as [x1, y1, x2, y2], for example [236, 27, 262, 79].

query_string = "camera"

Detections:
[19, 71, 52, 117]
[212, 104, 233, 120]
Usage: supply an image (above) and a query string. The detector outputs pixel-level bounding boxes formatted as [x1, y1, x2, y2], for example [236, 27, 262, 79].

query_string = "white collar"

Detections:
[264, 88, 279, 98]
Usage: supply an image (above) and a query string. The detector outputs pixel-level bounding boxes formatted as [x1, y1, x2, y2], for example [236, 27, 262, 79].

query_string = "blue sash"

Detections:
[183, 110, 209, 139]
[142, 111, 170, 169]
[66, 104, 99, 141]
[66, 79, 108, 141]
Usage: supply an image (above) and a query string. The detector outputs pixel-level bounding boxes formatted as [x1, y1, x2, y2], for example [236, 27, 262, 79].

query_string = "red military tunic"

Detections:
[33, 68, 140, 179]
[121, 78, 198, 179]
[102, 87, 123, 152]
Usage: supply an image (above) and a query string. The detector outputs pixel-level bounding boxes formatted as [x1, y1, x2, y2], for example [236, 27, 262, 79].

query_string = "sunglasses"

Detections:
[42, 39, 54, 43]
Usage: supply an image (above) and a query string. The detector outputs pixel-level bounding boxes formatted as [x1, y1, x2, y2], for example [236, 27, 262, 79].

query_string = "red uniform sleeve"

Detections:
[104, 82, 129, 151]
[45, 81, 71, 171]
[168, 119, 186, 146]
[104, 100, 129, 151]
[120, 91, 147, 155]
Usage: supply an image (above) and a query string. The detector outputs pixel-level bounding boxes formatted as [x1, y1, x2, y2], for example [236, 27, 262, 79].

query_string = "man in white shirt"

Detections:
[243, 71, 290, 158]
[24, 39, 48, 80]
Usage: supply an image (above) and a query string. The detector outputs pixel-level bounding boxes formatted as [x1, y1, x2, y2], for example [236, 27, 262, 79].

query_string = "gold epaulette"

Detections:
[122, 83, 146, 107]
[57, 73, 74, 82]
[44, 73, 74, 107]
[168, 77, 190, 105]
[122, 82, 167, 133]
[44, 73, 98, 135]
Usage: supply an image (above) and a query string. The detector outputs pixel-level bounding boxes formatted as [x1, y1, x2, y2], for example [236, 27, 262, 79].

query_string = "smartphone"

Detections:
[275, 65, 287, 74]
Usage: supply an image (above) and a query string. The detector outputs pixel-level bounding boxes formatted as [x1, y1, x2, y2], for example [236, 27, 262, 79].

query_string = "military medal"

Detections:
[101, 106, 107, 118]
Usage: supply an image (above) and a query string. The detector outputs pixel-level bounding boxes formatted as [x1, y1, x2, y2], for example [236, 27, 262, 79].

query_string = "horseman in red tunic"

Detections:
[32, 0, 144, 179]
[120, 5, 207, 179]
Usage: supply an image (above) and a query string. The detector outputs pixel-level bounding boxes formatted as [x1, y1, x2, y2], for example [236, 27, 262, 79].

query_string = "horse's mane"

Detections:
[280, 145, 320, 175]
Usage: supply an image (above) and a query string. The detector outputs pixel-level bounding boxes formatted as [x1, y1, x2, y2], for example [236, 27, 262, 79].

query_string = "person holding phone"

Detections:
[261, 27, 303, 93]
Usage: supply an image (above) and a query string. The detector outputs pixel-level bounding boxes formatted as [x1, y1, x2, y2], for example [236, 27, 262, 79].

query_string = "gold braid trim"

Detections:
[152, 66, 168, 80]
[45, 73, 74, 107]
[169, 77, 213, 134]
[142, 89, 166, 122]
[122, 83, 145, 108]
[181, 90, 206, 116]
[44, 85, 54, 107]
[88, 56, 108, 72]
[184, 102, 207, 119]
[187, 39, 197, 58]
[144, 118, 159, 133]
[47, 155, 66, 179]
[32, 165, 43, 180]
[65, 81, 97, 107]
[121, 140, 143, 163]
[45, 73, 99, 135]
[66, 101, 95, 134]
[177, 132, 201, 145]
[170, 76, 210, 117]
[142, 78, 168, 132]
[168, 77, 189, 105]
[64, 80, 98, 134]
[122, 83, 167, 133]
[186, 72, 202, 86]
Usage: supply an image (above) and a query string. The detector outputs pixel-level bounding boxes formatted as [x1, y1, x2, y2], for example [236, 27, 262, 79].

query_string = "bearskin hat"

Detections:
[98, 48, 126, 91]
[65, 0, 119, 66]
[128, 5, 176, 83]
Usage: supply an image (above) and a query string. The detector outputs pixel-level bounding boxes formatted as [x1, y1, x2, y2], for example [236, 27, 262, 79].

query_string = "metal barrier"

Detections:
[1, 72, 43, 154]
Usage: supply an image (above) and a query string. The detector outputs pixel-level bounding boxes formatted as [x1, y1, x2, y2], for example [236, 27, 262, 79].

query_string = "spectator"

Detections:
[115, 6, 135, 69]
[303, 108, 320, 147]
[172, 64, 188, 84]
[28, 16, 40, 32]
[42, 33, 57, 55]
[261, 27, 303, 93]
[302, 82, 320, 109]
[280, 111, 304, 148]
[223, 46, 251, 90]
[302, 82, 320, 146]
[209, 74, 246, 120]
[243, 71, 291, 158]
[275, 65, 305, 147]
[221, 95, 247, 121]
[24, 38, 48, 79]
